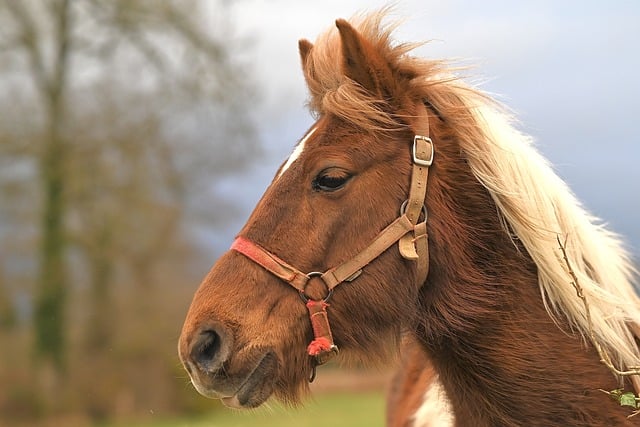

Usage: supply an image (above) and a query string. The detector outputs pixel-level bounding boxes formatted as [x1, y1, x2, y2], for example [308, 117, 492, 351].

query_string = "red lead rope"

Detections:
[305, 300, 338, 363]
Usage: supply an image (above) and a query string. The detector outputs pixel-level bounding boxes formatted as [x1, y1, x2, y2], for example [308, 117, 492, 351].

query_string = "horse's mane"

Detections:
[303, 10, 640, 371]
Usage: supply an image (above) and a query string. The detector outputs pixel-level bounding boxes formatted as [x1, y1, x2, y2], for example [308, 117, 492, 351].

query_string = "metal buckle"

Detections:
[412, 135, 434, 167]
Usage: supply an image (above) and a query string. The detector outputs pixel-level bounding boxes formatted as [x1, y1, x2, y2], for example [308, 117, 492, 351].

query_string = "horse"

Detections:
[178, 11, 640, 426]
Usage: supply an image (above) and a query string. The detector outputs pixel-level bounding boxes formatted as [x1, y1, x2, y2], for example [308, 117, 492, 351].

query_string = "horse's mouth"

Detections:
[221, 351, 278, 408]
[191, 351, 279, 409]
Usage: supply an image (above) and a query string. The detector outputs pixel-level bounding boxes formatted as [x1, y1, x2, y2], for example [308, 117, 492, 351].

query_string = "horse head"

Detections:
[178, 16, 447, 408]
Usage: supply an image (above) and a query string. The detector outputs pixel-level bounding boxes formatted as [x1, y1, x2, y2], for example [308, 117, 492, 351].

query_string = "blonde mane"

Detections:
[304, 11, 640, 373]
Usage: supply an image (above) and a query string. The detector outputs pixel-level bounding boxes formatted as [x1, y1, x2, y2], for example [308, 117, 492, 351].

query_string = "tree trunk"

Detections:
[34, 127, 67, 369]
[33, 0, 71, 373]
[85, 225, 114, 352]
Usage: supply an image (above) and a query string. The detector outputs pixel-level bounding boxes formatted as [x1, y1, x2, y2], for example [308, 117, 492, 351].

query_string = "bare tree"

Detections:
[1, 0, 73, 372]
[0, 0, 258, 413]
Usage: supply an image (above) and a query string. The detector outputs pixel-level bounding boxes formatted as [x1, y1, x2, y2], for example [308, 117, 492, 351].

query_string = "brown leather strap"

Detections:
[398, 102, 433, 286]
[412, 220, 429, 285]
[398, 139, 430, 260]
[232, 215, 416, 293]
[321, 214, 415, 289]
[231, 236, 309, 291]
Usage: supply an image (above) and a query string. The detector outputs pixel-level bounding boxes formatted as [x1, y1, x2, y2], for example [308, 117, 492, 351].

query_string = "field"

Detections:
[106, 391, 385, 427]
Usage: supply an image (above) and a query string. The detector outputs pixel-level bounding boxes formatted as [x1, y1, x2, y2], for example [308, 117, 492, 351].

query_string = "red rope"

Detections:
[305, 300, 337, 360]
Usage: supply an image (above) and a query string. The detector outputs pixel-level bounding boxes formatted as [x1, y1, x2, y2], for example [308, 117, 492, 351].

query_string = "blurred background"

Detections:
[0, 1, 638, 426]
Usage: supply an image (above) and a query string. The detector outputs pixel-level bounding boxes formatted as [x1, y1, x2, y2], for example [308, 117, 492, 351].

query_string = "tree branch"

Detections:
[3, 0, 51, 98]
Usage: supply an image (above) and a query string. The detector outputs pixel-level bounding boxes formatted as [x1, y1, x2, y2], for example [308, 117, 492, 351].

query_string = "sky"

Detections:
[210, 0, 640, 257]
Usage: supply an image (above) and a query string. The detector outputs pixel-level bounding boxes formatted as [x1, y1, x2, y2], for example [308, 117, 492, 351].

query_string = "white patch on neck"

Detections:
[412, 375, 455, 427]
[277, 127, 317, 179]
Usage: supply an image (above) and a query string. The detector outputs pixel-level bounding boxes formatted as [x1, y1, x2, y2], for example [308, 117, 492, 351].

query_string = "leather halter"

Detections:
[230, 103, 434, 376]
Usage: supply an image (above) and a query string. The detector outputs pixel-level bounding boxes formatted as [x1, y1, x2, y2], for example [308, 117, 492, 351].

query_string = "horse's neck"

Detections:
[417, 237, 633, 426]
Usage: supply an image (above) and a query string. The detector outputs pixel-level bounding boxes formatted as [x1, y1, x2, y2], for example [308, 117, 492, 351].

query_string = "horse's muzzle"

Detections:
[179, 322, 278, 408]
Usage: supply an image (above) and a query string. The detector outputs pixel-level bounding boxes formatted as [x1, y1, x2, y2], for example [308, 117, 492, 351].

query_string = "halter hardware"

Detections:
[413, 135, 434, 166]
[230, 102, 434, 381]
[400, 200, 427, 220]
[299, 272, 333, 303]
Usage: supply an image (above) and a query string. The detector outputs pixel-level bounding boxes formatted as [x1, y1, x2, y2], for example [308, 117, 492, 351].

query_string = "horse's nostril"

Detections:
[189, 324, 231, 374]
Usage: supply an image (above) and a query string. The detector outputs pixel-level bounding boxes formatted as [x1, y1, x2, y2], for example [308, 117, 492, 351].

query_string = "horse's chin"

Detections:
[221, 351, 279, 408]
[192, 351, 279, 409]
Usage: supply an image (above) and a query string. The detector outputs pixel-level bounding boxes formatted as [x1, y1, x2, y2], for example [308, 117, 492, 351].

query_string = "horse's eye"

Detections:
[312, 169, 352, 192]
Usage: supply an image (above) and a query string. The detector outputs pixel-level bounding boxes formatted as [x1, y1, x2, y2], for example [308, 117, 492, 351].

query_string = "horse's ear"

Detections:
[298, 39, 313, 67]
[335, 18, 395, 98]
[299, 38, 320, 98]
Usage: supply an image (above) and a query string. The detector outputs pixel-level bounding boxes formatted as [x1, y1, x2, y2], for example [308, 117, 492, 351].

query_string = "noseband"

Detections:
[230, 103, 434, 379]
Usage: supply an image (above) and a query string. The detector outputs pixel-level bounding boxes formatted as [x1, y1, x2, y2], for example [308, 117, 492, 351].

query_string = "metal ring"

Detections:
[399, 200, 428, 220]
[299, 272, 333, 303]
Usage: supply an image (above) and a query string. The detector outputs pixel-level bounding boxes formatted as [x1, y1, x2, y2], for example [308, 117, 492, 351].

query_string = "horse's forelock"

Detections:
[300, 10, 424, 131]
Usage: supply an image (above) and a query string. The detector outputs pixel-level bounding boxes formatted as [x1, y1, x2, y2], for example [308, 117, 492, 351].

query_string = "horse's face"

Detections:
[179, 19, 424, 408]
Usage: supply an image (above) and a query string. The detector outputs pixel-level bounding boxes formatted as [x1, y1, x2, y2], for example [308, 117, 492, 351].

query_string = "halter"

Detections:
[230, 103, 434, 379]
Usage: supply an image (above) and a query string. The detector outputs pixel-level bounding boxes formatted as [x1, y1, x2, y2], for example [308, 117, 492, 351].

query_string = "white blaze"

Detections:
[277, 127, 317, 179]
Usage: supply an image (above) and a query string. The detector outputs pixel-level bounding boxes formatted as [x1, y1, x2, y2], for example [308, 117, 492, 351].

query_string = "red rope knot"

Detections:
[305, 299, 338, 365]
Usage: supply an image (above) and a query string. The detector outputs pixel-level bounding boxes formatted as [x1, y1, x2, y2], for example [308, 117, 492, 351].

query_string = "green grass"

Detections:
[107, 391, 385, 427]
